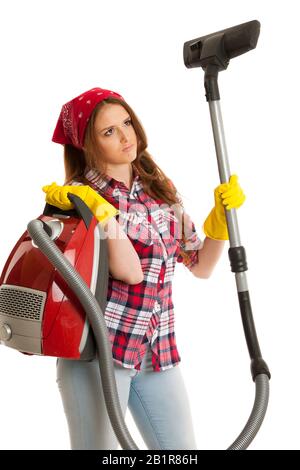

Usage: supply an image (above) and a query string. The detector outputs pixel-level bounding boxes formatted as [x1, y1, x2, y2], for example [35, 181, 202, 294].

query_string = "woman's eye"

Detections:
[104, 119, 132, 136]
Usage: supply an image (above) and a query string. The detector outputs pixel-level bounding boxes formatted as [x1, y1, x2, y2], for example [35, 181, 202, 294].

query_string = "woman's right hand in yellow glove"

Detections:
[42, 182, 119, 225]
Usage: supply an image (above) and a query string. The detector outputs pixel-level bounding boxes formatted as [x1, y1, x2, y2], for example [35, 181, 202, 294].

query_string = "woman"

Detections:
[43, 86, 245, 450]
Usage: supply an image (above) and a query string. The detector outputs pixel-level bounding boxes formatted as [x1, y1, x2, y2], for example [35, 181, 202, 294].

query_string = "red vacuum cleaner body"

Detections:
[0, 201, 107, 360]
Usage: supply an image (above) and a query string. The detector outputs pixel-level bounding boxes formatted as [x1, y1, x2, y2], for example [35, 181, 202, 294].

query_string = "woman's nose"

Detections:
[118, 128, 130, 142]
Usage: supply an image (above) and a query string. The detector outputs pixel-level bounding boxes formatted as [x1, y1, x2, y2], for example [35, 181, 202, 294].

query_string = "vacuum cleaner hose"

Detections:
[27, 218, 269, 450]
[27, 218, 139, 450]
[227, 374, 269, 449]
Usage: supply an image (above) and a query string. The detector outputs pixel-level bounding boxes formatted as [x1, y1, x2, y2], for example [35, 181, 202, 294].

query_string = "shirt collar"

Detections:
[83, 165, 140, 195]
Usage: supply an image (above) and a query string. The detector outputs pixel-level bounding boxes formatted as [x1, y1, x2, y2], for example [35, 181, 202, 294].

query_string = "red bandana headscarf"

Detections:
[52, 87, 125, 149]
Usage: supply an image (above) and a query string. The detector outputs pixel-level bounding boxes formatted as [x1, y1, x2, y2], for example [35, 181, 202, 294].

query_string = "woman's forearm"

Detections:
[103, 217, 144, 284]
[191, 236, 225, 279]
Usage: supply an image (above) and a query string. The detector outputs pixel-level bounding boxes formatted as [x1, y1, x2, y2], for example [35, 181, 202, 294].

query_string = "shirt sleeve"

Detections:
[176, 210, 204, 270]
[167, 182, 203, 270]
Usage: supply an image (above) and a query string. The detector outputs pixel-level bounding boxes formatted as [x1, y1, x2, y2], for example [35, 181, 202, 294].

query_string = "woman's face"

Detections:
[93, 103, 137, 167]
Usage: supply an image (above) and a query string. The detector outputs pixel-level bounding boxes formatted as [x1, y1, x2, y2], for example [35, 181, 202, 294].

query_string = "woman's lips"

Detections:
[122, 144, 133, 152]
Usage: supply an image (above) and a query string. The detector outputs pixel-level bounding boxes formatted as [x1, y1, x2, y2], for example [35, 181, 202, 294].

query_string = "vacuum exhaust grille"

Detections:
[0, 285, 47, 321]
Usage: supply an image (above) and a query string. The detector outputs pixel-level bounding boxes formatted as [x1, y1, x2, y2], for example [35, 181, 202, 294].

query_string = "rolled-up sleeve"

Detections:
[176, 210, 203, 270]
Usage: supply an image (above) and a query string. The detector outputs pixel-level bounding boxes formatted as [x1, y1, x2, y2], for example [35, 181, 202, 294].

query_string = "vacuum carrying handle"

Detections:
[42, 193, 94, 230]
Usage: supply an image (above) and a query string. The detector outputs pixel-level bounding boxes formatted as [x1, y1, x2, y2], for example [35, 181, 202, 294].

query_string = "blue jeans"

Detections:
[56, 345, 197, 450]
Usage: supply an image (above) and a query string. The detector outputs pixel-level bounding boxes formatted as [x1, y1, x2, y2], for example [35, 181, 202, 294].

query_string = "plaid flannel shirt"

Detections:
[70, 166, 203, 371]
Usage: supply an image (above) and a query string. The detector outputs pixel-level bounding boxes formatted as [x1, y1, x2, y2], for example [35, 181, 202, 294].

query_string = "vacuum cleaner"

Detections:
[0, 19, 270, 450]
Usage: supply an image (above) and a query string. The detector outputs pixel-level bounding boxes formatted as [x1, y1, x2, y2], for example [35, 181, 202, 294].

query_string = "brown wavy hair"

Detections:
[63, 97, 193, 266]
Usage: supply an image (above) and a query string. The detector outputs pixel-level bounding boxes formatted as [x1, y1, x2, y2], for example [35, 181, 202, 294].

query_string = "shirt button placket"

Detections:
[157, 263, 165, 302]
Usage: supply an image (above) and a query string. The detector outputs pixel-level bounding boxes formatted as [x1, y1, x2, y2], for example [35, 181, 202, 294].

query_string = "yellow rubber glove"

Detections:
[42, 182, 120, 225]
[202, 174, 246, 240]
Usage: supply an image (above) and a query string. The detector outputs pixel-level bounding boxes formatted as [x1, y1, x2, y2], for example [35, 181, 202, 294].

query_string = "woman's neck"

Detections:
[104, 163, 134, 190]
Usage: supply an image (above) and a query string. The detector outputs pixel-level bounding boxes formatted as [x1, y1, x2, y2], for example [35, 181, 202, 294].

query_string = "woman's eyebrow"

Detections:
[98, 116, 131, 132]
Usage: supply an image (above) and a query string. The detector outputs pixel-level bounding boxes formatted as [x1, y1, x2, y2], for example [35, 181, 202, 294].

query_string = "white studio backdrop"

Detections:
[0, 0, 298, 450]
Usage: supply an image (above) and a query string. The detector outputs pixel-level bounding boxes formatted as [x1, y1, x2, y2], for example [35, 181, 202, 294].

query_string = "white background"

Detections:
[0, 0, 298, 450]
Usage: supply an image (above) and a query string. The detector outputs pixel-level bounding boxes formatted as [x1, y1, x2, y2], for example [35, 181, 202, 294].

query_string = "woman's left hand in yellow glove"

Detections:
[202, 174, 246, 240]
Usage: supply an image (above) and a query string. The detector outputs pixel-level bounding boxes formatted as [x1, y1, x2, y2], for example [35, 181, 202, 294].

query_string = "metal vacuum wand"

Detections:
[183, 20, 271, 449]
